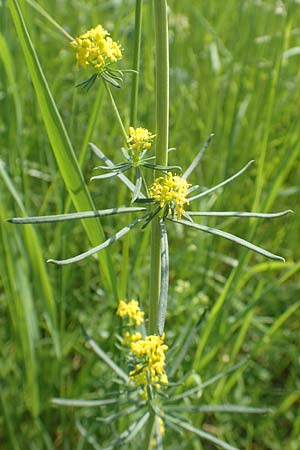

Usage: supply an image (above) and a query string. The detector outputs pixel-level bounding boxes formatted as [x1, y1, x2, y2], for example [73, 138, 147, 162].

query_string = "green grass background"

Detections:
[0, 0, 299, 449]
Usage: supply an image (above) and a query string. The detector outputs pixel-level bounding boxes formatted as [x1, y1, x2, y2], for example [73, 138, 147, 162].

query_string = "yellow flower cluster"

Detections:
[127, 127, 156, 163]
[129, 334, 168, 393]
[116, 300, 168, 398]
[70, 24, 122, 71]
[116, 299, 144, 326]
[122, 331, 142, 347]
[149, 172, 191, 219]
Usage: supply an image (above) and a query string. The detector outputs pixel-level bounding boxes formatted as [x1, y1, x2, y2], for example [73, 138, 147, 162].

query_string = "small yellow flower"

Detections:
[129, 334, 168, 396]
[116, 299, 144, 326]
[149, 172, 191, 219]
[70, 24, 122, 71]
[122, 331, 142, 347]
[127, 127, 156, 163]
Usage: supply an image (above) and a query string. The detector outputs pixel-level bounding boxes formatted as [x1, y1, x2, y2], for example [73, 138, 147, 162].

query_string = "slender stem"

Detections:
[144, 412, 155, 449]
[104, 81, 128, 145]
[120, 0, 144, 299]
[154, 0, 169, 167]
[149, 0, 169, 334]
[130, 0, 143, 127]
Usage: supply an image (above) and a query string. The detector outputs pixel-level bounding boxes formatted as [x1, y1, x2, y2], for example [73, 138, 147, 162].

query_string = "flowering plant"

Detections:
[7, 5, 292, 450]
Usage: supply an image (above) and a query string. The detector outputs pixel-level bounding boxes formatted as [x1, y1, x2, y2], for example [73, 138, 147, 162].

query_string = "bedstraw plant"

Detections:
[5, 1, 293, 449]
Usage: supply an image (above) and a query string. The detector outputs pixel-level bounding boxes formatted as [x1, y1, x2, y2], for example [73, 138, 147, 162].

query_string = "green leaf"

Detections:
[51, 398, 119, 407]
[90, 143, 145, 198]
[166, 404, 270, 414]
[167, 358, 249, 403]
[189, 160, 254, 202]
[172, 218, 285, 261]
[132, 167, 143, 204]
[90, 168, 129, 180]
[164, 414, 241, 450]
[0, 161, 60, 356]
[142, 163, 182, 172]
[188, 210, 292, 218]
[183, 133, 214, 179]
[47, 216, 145, 265]
[158, 219, 169, 336]
[141, 206, 161, 229]
[8, 0, 116, 294]
[8, 207, 146, 224]
[84, 333, 129, 383]
[168, 312, 206, 378]
[100, 71, 121, 89]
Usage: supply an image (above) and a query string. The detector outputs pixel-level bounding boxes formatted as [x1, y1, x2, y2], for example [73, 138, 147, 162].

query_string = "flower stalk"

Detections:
[149, 0, 169, 336]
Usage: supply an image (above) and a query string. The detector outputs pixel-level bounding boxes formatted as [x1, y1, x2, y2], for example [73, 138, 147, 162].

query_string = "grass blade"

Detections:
[8, 0, 116, 294]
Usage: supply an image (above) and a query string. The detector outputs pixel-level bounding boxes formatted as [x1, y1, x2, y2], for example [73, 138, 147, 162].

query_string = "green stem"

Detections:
[120, 0, 144, 299]
[130, 0, 143, 127]
[149, 1, 169, 333]
[144, 412, 155, 449]
[104, 81, 128, 145]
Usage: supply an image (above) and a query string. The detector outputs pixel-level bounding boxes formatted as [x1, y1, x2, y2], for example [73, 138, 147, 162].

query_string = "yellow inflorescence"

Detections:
[70, 24, 122, 70]
[129, 334, 168, 394]
[127, 127, 156, 163]
[116, 299, 144, 326]
[122, 331, 142, 347]
[149, 172, 191, 219]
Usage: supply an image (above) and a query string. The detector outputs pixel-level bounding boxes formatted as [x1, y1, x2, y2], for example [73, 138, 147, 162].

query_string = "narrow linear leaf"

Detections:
[164, 414, 241, 450]
[183, 133, 214, 179]
[51, 398, 118, 407]
[155, 416, 164, 450]
[120, 147, 130, 160]
[90, 167, 129, 180]
[100, 71, 121, 88]
[169, 312, 206, 378]
[0, 161, 60, 355]
[189, 160, 254, 202]
[188, 210, 292, 218]
[132, 167, 143, 203]
[188, 184, 200, 194]
[85, 335, 129, 383]
[167, 358, 249, 403]
[89, 142, 145, 198]
[158, 219, 169, 336]
[76, 421, 102, 450]
[47, 216, 145, 265]
[93, 163, 130, 171]
[166, 404, 270, 414]
[141, 206, 161, 230]
[101, 412, 149, 450]
[96, 404, 141, 424]
[142, 163, 182, 172]
[25, 0, 74, 40]
[172, 218, 285, 261]
[8, 207, 147, 224]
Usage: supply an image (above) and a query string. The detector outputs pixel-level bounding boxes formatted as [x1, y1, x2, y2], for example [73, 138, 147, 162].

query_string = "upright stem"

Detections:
[104, 82, 128, 144]
[149, 0, 169, 335]
[130, 0, 143, 127]
[120, 0, 143, 299]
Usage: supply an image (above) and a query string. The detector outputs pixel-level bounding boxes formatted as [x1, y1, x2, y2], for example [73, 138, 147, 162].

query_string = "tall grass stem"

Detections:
[148, 0, 169, 330]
